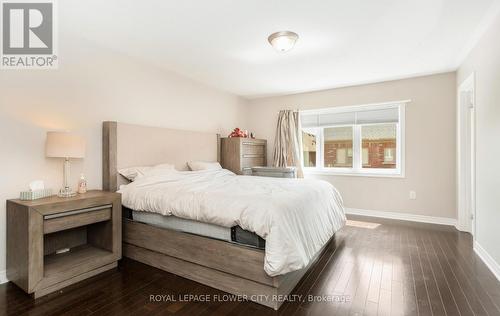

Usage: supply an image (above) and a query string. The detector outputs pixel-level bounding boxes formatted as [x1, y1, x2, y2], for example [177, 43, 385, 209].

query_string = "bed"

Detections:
[102, 121, 346, 309]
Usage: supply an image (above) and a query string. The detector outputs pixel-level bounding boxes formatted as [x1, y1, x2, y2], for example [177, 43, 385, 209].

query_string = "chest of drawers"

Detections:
[220, 137, 267, 175]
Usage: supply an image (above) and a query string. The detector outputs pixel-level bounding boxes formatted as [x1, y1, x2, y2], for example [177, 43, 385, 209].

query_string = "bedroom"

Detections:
[0, 0, 499, 315]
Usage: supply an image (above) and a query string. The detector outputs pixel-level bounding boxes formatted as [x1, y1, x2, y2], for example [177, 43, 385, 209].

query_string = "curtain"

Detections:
[272, 110, 304, 178]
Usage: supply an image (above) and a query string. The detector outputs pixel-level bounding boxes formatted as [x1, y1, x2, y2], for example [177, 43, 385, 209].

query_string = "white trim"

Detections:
[474, 241, 500, 281]
[0, 270, 7, 284]
[399, 104, 406, 177]
[304, 169, 404, 178]
[345, 208, 457, 226]
[456, 72, 476, 234]
[300, 99, 411, 115]
[353, 123, 361, 170]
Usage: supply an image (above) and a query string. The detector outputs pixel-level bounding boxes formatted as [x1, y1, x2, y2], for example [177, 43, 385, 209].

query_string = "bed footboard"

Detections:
[122, 219, 332, 310]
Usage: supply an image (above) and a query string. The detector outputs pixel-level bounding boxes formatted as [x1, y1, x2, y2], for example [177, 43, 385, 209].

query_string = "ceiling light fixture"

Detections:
[268, 31, 299, 53]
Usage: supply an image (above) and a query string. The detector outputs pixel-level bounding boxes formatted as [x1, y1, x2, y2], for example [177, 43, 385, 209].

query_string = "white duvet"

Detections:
[119, 169, 346, 276]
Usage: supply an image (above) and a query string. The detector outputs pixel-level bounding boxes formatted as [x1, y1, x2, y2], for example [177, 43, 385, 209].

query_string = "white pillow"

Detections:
[188, 161, 222, 171]
[118, 166, 151, 181]
[118, 163, 175, 181]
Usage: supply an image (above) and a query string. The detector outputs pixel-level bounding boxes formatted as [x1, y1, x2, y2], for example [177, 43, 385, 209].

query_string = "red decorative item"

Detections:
[228, 128, 247, 138]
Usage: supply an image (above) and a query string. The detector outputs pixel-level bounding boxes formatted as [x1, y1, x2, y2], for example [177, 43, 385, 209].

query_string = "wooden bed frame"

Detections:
[102, 121, 331, 309]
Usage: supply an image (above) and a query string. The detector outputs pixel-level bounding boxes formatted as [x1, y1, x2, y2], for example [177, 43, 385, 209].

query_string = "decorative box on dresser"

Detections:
[220, 137, 267, 175]
[6, 190, 121, 298]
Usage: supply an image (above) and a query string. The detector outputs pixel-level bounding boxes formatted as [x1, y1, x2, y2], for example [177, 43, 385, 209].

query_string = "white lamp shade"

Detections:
[46, 132, 86, 158]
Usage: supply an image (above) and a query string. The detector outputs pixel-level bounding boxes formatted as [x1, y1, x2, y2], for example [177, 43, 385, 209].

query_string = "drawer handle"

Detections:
[243, 154, 263, 158]
[44, 204, 112, 220]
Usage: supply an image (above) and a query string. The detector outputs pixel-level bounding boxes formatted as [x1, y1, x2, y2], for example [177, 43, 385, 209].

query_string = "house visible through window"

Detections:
[300, 102, 405, 176]
[302, 129, 317, 167]
[361, 124, 397, 169]
[324, 126, 353, 168]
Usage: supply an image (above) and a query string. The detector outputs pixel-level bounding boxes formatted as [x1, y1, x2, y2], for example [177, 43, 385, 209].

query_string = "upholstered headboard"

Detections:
[102, 121, 221, 192]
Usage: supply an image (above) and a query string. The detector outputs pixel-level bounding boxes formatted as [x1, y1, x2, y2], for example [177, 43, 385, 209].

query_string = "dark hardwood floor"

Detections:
[1, 215, 499, 316]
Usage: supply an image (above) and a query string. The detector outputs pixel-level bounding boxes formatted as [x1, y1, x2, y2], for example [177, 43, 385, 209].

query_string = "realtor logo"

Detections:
[1, 0, 58, 69]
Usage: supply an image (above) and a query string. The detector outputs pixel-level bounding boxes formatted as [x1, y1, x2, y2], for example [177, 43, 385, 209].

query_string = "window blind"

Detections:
[356, 108, 399, 124]
[301, 106, 399, 128]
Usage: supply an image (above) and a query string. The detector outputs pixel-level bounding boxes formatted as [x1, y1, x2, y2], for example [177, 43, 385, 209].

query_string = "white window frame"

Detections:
[301, 101, 406, 178]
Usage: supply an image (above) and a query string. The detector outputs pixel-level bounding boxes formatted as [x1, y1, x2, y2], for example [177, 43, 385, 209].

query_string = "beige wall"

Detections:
[458, 13, 500, 269]
[246, 73, 457, 219]
[0, 38, 246, 274]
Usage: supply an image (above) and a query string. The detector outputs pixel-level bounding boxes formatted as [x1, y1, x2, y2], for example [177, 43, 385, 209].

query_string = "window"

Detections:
[324, 126, 353, 168]
[302, 128, 317, 167]
[300, 102, 405, 176]
[361, 124, 397, 169]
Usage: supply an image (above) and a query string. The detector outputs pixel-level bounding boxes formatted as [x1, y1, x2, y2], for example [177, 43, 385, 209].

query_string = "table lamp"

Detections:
[46, 131, 86, 197]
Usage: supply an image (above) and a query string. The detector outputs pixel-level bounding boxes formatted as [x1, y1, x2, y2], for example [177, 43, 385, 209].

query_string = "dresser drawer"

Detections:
[242, 157, 265, 169]
[43, 205, 112, 234]
[242, 143, 265, 156]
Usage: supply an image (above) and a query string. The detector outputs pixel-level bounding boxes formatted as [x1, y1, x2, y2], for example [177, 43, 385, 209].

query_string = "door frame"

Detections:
[457, 72, 476, 235]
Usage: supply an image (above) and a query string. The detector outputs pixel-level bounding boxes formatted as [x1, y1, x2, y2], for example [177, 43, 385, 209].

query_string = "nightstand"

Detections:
[6, 190, 121, 298]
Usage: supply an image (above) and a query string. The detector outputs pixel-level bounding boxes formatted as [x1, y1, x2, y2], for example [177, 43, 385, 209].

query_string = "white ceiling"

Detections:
[63, 0, 500, 98]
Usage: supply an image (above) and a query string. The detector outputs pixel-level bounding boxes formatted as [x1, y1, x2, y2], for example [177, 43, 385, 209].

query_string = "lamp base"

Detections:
[58, 188, 77, 198]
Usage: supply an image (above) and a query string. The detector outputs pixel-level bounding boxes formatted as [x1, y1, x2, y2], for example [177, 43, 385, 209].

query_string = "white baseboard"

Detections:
[474, 241, 500, 281]
[345, 208, 457, 226]
[0, 270, 7, 284]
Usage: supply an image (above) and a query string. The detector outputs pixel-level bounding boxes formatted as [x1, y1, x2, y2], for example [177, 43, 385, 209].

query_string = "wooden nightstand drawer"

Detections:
[43, 205, 112, 234]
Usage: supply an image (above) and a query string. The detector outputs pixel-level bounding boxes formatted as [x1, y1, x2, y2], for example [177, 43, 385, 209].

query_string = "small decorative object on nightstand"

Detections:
[7, 190, 121, 298]
[77, 174, 87, 194]
[20, 181, 53, 200]
[45, 131, 86, 198]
